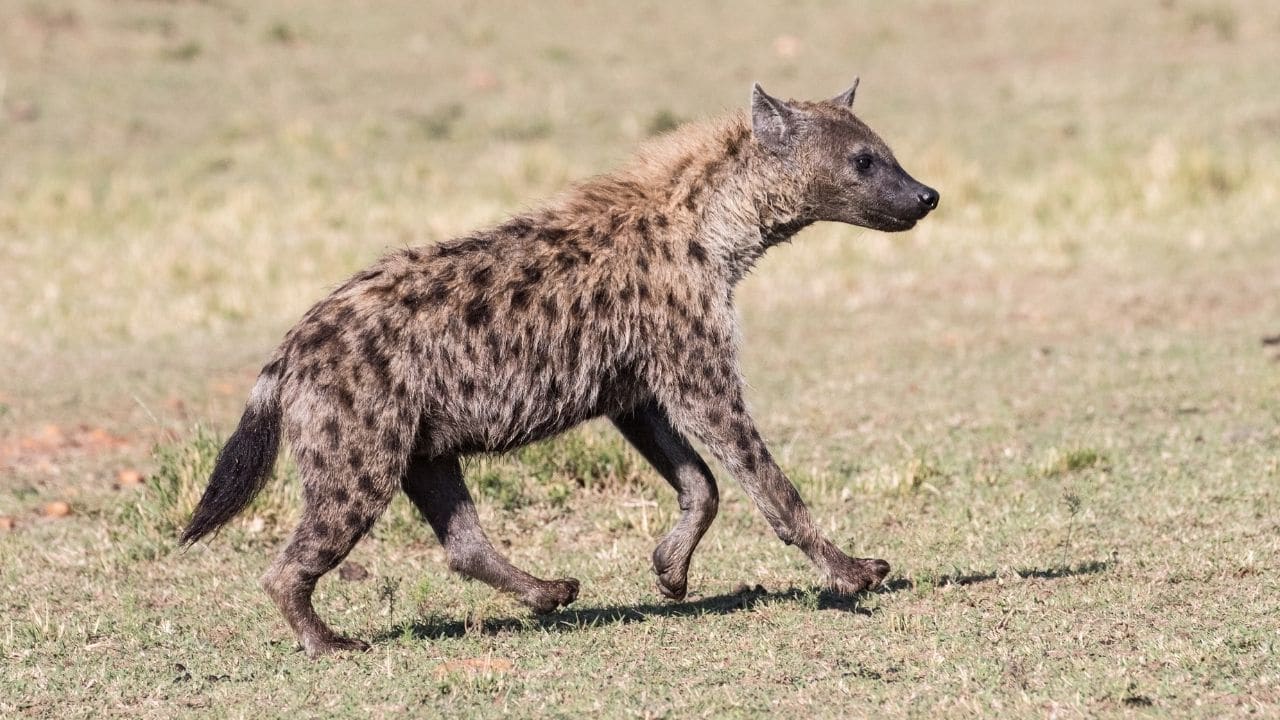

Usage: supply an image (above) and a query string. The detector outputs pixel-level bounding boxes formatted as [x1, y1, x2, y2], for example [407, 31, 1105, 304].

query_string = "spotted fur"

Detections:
[183, 81, 938, 657]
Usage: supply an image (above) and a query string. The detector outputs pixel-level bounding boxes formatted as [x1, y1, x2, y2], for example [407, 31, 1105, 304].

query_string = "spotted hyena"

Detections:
[182, 80, 939, 657]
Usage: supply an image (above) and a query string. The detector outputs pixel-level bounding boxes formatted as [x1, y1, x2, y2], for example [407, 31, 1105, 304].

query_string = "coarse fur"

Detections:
[183, 80, 939, 657]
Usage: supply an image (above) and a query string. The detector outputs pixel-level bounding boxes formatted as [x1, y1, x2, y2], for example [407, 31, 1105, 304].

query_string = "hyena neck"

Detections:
[632, 113, 812, 285]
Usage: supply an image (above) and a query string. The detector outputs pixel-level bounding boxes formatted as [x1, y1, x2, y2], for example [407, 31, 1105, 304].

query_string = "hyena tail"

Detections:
[180, 362, 285, 545]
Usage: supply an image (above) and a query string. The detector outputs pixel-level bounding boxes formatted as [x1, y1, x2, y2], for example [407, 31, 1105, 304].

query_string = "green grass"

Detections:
[2, 0, 1280, 717]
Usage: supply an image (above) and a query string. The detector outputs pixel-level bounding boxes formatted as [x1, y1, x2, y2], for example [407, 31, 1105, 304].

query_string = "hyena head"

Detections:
[751, 79, 939, 232]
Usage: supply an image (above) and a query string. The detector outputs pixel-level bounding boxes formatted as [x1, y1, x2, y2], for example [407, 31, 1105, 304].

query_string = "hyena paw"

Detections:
[825, 557, 891, 595]
[303, 634, 371, 659]
[652, 548, 689, 601]
[525, 577, 580, 614]
[655, 569, 688, 601]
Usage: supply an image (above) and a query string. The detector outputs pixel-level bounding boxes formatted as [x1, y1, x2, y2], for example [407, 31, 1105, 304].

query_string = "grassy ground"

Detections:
[3, 1, 1279, 717]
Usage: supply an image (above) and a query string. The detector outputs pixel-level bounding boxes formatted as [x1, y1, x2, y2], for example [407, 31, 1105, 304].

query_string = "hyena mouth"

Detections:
[866, 212, 918, 231]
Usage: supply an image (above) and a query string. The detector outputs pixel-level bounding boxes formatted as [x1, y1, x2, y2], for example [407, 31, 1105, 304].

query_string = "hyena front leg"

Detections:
[657, 370, 890, 595]
[402, 455, 579, 613]
[612, 403, 718, 601]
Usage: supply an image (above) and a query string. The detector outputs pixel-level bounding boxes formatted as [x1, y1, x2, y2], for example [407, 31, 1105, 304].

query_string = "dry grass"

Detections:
[2, 1, 1279, 717]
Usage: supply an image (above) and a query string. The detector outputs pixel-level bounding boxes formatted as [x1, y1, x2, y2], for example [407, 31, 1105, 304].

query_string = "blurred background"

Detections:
[2, 3, 1278, 714]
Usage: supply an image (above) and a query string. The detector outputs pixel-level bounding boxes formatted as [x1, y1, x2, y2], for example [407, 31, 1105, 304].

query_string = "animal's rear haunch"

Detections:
[183, 79, 936, 658]
[181, 373, 282, 545]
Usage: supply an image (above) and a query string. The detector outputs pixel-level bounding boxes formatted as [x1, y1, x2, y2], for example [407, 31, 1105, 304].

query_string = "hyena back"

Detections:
[182, 80, 939, 657]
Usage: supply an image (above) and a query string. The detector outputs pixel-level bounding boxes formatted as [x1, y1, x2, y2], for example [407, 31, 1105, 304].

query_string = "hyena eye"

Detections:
[852, 153, 875, 172]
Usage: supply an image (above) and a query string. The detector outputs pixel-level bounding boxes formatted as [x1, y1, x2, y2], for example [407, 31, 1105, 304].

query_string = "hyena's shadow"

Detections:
[877, 559, 1112, 593]
[376, 587, 867, 643]
[374, 560, 1109, 644]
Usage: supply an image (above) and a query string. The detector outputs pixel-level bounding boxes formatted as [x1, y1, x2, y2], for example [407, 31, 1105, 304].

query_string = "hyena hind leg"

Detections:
[402, 455, 579, 613]
[261, 453, 398, 658]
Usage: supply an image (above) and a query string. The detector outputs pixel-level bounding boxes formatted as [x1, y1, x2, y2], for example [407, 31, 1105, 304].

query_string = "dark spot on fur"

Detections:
[336, 386, 355, 411]
[471, 265, 493, 288]
[510, 287, 530, 311]
[688, 240, 708, 264]
[345, 509, 367, 531]
[592, 287, 611, 313]
[538, 226, 568, 243]
[332, 304, 356, 325]
[297, 322, 339, 355]
[359, 333, 392, 384]
[401, 292, 425, 313]
[540, 296, 559, 322]
[724, 132, 743, 159]
[322, 417, 341, 444]
[464, 296, 491, 327]
[357, 473, 377, 495]
[334, 487, 351, 504]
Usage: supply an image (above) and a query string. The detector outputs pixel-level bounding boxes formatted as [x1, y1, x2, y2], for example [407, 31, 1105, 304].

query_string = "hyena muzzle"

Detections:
[182, 79, 938, 657]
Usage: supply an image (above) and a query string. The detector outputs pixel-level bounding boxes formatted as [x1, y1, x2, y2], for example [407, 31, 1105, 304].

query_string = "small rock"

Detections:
[338, 561, 370, 582]
[42, 501, 72, 518]
[116, 468, 145, 487]
[0, 516, 15, 531]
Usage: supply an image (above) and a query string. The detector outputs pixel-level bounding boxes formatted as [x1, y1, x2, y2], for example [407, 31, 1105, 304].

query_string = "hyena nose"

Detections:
[917, 186, 940, 211]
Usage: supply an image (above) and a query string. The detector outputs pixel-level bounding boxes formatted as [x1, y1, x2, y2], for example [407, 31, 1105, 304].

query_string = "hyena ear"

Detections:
[751, 83, 797, 152]
[830, 78, 859, 109]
